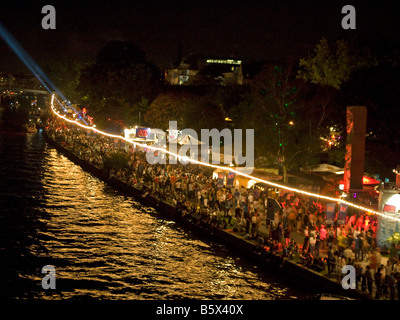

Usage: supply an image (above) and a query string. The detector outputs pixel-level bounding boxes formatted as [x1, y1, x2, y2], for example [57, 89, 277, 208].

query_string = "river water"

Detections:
[0, 108, 314, 300]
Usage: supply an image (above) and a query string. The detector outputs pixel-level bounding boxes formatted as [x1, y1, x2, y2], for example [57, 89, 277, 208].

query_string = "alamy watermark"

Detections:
[41, 265, 56, 289]
[342, 5, 356, 30]
[341, 265, 356, 290]
[41, 5, 56, 30]
[41, 5, 355, 31]
[145, 121, 255, 174]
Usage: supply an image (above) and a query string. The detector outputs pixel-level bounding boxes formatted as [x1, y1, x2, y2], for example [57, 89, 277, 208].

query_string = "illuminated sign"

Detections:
[325, 203, 336, 225]
[383, 204, 397, 213]
[217, 172, 225, 188]
[227, 172, 235, 188]
[338, 203, 348, 225]
[206, 59, 242, 65]
[136, 127, 150, 138]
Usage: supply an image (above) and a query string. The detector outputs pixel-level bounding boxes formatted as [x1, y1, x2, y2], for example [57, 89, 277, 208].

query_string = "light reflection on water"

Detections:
[0, 130, 307, 300]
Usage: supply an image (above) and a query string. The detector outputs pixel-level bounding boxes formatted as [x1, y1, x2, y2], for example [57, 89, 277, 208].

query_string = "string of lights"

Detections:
[50, 94, 400, 223]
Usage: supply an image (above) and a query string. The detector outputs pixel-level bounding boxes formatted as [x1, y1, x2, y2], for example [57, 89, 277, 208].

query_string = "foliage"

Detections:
[297, 38, 370, 89]
[143, 90, 226, 133]
[233, 62, 323, 182]
[143, 92, 192, 130]
[296, 37, 400, 180]
[182, 99, 225, 133]
[131, 96, 150, 126]
[44, 58, 86, 104]
[77, 41, 161, 126]
[204, 85, 249, 115]
[386, 233, 400, 245]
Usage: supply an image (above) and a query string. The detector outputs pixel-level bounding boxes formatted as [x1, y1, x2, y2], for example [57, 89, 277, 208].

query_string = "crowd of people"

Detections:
[45, 118, 400, 299]
[46, 119, 291, 235]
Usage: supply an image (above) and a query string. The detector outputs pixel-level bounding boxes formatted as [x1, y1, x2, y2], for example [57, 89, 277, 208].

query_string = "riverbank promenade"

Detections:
[44, 119, 398, 301]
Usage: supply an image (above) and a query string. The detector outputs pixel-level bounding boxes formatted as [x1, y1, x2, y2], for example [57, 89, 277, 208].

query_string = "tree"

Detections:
[143, 92, 193, 130]
[297, 38, 370, 90]
[296, 38, 373, 174]
[132, 96, 149, 126]
[143, 90, 226, 135]
[77, 41, 161, 128]
[298, 37, 400, 181]
[183, 99, 225, 133]
[386, 232, 400, 246]
[44, 58, 86, 103]
[233, 62, 320, 183]
[205, 85, 249, 117]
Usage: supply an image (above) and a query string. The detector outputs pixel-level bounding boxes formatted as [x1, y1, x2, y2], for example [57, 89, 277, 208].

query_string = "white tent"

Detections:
[209, 151, 234, 164]
[301, 163, 343, 173]
[174, 134, 205, 145]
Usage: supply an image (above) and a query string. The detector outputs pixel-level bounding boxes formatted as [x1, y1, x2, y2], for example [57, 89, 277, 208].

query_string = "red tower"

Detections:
[343, 106, 367, 193]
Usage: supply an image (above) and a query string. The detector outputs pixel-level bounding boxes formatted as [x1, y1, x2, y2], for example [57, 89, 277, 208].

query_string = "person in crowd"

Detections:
[235, 204, 242, 220]
[326, 246, 336, 277]
[282, 201, 291, 229]
[288, 205, 297, 230]
[337, 232, 347, 257]
[303, 226, 310, 253]
[326, 226, 335, 249]
[365, 265, 374, 296]
[310, 257, 326, 272]
[370, 247, 382, 273]
[303, 211, 310, 229]
[392, 259, 400, 275]
[251, 210, 259, 240]
[354, 263, 363, 290]
[244, 206, 251, 236]
[319, 224, 326, 250]
[308, 233, 316, 256]
[276, 221, 284, 244]
[296, 207, 303, 232]
[343, 246, 354, 263]
[314, 231, 321, 258]
[354, 234, 364, 261]
[300, 251, 314, 268]
[284, 227, 291, 247]
[374, 266, 383, 299]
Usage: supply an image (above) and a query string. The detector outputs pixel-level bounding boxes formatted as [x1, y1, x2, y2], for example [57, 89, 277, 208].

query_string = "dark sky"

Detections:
[0, 0, 399, 73]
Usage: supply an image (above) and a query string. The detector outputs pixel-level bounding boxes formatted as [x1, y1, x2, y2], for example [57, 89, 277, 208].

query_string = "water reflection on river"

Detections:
[0, 126, 310, 300]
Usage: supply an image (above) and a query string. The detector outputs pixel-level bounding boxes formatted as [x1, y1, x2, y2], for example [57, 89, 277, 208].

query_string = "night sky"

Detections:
[0, 0, 399, 73]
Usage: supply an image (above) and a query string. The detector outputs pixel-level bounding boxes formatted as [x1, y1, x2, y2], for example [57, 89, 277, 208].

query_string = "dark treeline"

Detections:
[43, 37, 400, 182]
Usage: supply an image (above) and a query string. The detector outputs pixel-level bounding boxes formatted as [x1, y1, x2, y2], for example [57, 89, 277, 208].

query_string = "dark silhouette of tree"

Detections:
[77, 41, 161, 129]
[143, 91, 225, 133]
[233, 61, 323, 183]
[44, 58, 87, 104]
[297, 38, 372, 90]
[143, 92, 190, 130]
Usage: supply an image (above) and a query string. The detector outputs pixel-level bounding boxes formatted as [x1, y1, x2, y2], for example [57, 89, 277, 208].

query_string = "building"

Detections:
[0, 72, 15, 87]
[165, 54, 243, 86]
[165, 60, 199, 85]
[0, 72, 42, 89]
